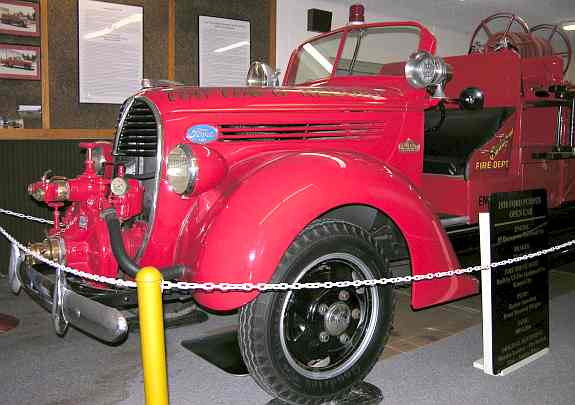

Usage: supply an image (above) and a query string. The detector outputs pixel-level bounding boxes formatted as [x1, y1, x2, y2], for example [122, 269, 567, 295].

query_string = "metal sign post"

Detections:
[474, 212, 494, 374]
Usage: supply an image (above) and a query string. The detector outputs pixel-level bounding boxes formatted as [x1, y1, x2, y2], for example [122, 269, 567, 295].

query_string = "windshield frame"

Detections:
[283, 21, 437, 87]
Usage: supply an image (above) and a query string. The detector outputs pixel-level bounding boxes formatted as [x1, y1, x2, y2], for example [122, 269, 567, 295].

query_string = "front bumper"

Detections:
[8, 245, 128, 343]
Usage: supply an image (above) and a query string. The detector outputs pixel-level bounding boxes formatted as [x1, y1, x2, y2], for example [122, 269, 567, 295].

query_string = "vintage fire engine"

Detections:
[1, 56, 32, 70]
[7, 6, 575, 404]
[0, 12, 28, 28]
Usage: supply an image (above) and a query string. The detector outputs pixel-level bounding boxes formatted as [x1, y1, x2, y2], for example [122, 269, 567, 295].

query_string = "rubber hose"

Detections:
[101, 208, 185, 280]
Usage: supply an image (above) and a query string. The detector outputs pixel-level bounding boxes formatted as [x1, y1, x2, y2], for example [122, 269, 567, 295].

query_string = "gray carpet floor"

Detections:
[1, 279, 574, 405]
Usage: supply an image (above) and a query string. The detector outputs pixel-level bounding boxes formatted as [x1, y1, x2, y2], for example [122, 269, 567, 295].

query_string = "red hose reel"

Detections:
[469, 12, 572, 75]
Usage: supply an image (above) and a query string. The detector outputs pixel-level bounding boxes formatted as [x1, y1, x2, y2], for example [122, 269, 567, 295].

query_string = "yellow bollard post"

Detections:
[136, 267, 169, 405]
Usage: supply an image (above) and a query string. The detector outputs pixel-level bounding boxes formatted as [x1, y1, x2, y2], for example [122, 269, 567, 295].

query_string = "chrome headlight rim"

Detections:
[405, 51, 450, 89]
[166, 144, 198, 195]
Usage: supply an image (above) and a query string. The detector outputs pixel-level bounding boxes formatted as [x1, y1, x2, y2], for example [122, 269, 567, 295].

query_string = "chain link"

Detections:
[2, 209, 575, 293]
[0, 208, 54, 225]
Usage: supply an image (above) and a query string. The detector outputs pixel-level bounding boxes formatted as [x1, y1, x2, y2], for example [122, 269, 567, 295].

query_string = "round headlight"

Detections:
[405, 51, 450, 89]
[166, 144, 197, 195]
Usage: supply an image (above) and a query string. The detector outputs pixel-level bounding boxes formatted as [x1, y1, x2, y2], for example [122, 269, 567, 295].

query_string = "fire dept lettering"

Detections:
[475, 129, 513, 171]
[475, 160, 510, 170]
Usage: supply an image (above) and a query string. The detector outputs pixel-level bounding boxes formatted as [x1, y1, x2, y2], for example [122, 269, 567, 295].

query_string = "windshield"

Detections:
[291, 32, 343, 85]
[288, 26, 421, 85]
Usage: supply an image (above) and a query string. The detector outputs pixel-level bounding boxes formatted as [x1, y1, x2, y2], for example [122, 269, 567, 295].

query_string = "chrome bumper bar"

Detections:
[8, 246, 128, 343]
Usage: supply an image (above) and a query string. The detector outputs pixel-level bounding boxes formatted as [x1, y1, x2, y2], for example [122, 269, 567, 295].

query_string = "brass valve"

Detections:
[51, 178, 70, 201]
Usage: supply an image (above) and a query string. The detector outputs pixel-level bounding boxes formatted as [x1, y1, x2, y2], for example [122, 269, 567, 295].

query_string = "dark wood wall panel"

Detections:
[175, 0, 271, 84]
[0, 141, 85, 270]
[0, 0, 41, 127]
[48, 0, 169, 129]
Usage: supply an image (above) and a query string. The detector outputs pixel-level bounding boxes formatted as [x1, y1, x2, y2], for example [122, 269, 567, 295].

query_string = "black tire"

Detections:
[239, 220, 395, 404]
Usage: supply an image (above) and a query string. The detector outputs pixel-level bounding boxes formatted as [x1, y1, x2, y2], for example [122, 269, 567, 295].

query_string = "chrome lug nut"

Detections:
[338, 290, 350, 301]
[319, 331, 330, 343]
[339, 333, 350, 344]
[351, 308, 361, 320]
[318, 304, 329, 315]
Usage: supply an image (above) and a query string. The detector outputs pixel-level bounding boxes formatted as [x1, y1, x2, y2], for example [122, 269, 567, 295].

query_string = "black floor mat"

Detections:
[181, 330, 248, 376]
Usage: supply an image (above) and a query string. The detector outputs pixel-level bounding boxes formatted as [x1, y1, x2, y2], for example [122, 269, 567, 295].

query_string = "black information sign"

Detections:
[490, 189, 549, 374]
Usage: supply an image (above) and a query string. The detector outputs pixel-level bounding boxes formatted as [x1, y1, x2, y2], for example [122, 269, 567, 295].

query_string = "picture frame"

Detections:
[0, 0, 39, 37]
[0, 43, 40, 80]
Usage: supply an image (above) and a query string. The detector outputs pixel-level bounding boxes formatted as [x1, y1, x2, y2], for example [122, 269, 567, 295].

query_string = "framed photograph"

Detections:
[0, 43, 40, 80]
[0, 0, 39, 37]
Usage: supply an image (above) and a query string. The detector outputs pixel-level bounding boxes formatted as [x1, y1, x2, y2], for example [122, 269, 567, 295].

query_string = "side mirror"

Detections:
[459, 87, 485, 110]
[246, 62, 280, 87]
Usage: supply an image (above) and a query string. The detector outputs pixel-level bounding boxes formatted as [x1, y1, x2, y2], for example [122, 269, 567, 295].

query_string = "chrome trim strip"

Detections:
[440, 216, 470, 228]
[134, 96, 163, 261]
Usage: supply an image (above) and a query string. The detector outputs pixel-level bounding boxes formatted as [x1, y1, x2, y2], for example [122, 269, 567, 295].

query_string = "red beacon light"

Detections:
[349, 4, 365, 24]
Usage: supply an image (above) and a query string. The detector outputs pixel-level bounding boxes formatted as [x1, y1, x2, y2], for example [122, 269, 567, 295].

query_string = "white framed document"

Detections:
[78, 0, 143, 104]
[199, 16, 251, 87]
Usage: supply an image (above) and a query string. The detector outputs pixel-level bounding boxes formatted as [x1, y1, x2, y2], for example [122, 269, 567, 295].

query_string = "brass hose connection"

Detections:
[26, 237, 65, 265]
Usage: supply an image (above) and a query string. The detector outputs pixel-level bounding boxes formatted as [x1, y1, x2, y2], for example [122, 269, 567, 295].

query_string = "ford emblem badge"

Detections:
[186, 124, 219, 144]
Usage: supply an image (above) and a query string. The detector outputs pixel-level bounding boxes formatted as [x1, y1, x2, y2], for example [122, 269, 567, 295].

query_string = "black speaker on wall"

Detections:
[307, 9, 332, 33]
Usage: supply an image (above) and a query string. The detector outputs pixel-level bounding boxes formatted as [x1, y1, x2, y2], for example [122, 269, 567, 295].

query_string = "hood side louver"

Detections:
[218, 121, 386, 142]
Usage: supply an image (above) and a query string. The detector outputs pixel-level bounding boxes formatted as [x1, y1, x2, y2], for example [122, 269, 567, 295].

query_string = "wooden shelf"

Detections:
[0, 128, 115, 140]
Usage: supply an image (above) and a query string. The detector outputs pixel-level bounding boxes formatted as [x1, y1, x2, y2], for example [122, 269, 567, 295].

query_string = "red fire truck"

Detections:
[0, 12, 28, 28]
[7, 7, 574, 404]
[1, 56, 32, 70]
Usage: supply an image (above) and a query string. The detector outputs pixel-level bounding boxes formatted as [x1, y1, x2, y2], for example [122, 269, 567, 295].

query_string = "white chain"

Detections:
[0, 208, 54, 225]
[2, 209, 575, 292]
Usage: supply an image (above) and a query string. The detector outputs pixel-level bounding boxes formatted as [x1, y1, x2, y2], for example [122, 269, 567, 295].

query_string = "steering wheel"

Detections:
[469, 12, 529, 54]
[530, 24, 573, 75]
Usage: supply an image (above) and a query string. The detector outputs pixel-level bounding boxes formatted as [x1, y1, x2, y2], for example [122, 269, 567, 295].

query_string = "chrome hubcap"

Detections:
[324, 302, 352, 336]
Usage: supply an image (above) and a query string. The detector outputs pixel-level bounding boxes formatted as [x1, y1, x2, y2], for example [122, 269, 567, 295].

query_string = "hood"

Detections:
[137, 85, 410, 117]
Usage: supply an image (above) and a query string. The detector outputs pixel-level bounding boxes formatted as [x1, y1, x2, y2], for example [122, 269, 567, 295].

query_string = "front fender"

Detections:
[180, 151, 478, 310]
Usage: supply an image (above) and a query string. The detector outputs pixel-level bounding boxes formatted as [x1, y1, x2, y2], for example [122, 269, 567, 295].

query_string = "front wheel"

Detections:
[239, 220, 395, 404]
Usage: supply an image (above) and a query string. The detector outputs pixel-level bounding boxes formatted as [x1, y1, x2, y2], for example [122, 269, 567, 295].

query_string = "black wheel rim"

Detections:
[279, 252, 380, 380]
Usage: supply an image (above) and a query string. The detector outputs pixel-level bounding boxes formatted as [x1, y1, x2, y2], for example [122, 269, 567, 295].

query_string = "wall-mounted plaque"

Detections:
[78, 0, 143, 104]
[199, 16, 250, 87]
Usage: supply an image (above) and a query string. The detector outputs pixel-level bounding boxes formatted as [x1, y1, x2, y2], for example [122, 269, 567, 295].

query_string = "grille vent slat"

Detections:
[115, 99, 158, 157]
[219, 122, 385, 142]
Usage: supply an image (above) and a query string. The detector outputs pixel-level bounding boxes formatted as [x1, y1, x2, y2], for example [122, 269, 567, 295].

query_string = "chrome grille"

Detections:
[115, 99, 158, 157]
